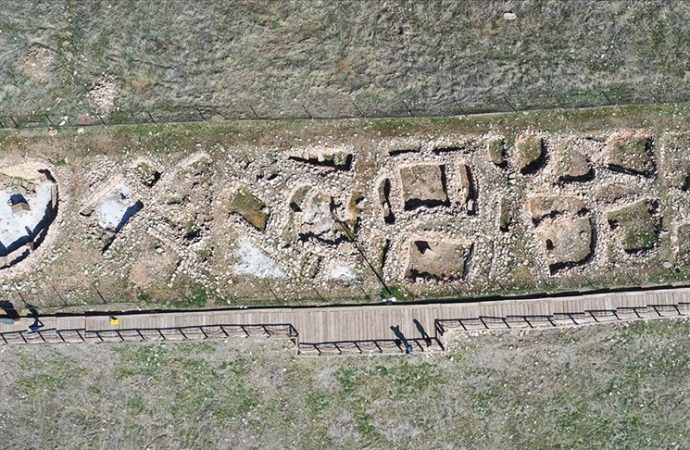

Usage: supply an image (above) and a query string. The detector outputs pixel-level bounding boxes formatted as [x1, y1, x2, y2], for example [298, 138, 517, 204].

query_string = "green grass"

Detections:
[50, 157, 68, 166]
[170, 285, 208, 309]
[380, 285, 405, 300]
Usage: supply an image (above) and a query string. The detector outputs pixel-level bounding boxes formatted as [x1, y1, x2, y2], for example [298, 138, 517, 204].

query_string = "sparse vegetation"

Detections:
[487, 136, 505, 166]
[677, 223, 690, 265]
[2, 319, 690, 449]
[228, 187, 269, 231]
[170, 284, 208, 309]
[607, 200, 658, 252]
[380, 285, 405, 300]
[515, 134, 544, 173]
[606, 132, 655, 175]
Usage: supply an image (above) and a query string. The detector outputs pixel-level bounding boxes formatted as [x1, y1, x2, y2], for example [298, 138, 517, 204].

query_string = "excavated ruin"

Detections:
[6, 123, 690, 306]
[0, 161, 58, 270]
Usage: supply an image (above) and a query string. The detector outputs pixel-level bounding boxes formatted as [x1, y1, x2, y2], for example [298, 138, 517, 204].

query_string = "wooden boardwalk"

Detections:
[1, 287, 690, 354]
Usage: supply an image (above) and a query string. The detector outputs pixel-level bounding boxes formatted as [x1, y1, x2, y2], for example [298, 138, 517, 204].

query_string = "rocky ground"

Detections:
[0, 104, 689, 311]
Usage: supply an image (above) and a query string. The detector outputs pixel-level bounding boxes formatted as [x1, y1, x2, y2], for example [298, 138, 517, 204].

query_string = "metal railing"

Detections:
[1, 85, 687, 132]
[298, 336, 444, 355]
[1, 300, 689, 354]
[0, 323, 298, 345]
[435, 302, 690, 335]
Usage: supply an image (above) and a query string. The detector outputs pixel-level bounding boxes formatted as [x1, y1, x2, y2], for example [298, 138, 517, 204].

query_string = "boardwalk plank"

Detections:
[3, 287, 690, 349]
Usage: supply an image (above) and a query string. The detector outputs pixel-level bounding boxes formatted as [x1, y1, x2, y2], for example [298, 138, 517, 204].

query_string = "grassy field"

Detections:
[3, 1, 690, 124]
[1, 318, 689, 449]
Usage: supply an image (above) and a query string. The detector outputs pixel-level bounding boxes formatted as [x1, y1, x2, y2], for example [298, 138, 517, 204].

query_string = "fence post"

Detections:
[602, 91, 613, 105]
[648, 90, 661, 103]
[352, 101, 364, 118]
[49, 281, 67, 306]
[302, 104, 313, 119]
[402, 100, 414, 117]
[552, 89, 566, 109]
[91, 283, 107, 304]
[249, 104, 260, 120]
[402, 285, 415, 301]
[453, 98, 466, 117]
[357, 284, 371, 302]
[311, 286, 325, 302]
[10, 116, 18, 128]
[503, 95, 517, 113]
[264, 282, 280, 301]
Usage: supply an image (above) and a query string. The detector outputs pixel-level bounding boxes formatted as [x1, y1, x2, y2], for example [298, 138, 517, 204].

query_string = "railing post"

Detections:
[524, 316, 534, 329]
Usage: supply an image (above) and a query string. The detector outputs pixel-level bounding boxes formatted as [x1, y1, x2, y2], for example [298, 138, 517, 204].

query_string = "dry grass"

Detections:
[1, 318, 690, 449]
[3, 1, 690, 122]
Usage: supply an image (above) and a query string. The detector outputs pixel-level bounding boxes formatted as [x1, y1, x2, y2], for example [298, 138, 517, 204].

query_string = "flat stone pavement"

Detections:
[1, 287, 689, 354]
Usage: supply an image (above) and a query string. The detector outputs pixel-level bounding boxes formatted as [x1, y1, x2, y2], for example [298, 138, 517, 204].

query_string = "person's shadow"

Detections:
[0, 300, 19, 320]
[28, 307, 39, 320]
[391, 325, 413, 353]
[413, 319, 432, 346]
[28, 307, 43, 332]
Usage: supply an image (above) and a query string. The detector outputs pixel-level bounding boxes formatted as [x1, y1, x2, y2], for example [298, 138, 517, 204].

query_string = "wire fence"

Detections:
[1, 84, 688, 131]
